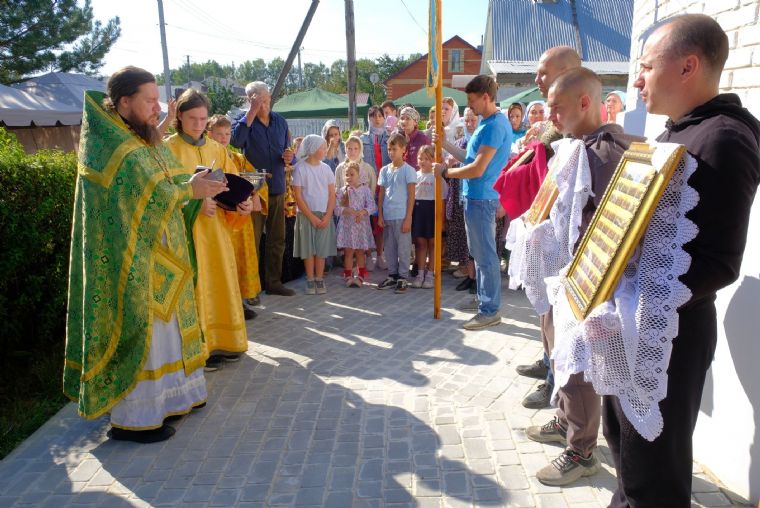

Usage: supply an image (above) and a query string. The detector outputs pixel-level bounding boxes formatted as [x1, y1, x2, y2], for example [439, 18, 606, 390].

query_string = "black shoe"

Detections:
[220, 354, 241, 362]
[468, 282, 477, 294]
[266, 285, 296, 296]
[245, 296, 261, 306]
[522, 383, 553, 409]
[394, 279, 408, 294]
[377, 276, 398, 290]
[108, 424, 175, 443]
[243, 308, 257, 320]
[456, 277, 475, 291]
[204, 355, 224, 372]
[516, 359, 549, 380]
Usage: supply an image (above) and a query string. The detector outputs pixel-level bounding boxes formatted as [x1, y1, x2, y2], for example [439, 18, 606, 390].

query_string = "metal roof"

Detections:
[489, 0, 633, 64]
[488, 60, 629, 75]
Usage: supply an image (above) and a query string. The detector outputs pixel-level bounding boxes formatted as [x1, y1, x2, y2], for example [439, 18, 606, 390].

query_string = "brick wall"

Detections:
[629, 0, 760, 117]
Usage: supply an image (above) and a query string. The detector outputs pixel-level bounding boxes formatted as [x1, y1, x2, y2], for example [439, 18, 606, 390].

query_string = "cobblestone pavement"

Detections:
[0, 269, 750, 507]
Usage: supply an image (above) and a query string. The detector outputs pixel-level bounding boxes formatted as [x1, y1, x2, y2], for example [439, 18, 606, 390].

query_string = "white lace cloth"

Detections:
[506, 139, 591, 315]
[547, 143, 699, 441]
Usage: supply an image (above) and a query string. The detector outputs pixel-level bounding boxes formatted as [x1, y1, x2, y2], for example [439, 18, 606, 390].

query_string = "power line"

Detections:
[398, 0, 427, 34]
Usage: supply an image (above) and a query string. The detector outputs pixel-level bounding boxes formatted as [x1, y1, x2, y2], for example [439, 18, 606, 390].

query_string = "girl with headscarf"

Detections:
[398, 106, 430, 169]
[292, 134, 337, 295]
[605, 90, 627, 124]
[321, 119, 345, 173]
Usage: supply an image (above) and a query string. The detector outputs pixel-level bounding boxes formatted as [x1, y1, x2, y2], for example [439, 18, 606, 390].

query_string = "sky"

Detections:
[89, 0, 490, 77]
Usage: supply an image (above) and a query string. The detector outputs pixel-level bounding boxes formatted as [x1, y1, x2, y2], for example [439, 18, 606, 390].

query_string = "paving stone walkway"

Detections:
[0, 269, 749, 507]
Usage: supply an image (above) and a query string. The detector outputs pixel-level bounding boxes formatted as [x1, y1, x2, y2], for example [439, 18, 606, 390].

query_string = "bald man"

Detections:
[516, 46, 583, 410]
[524, 68, 644, 486]
[604, 14, 759, 507]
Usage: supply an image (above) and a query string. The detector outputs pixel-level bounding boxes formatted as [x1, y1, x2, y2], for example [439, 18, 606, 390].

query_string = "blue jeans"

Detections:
[463, 198, 501, 316]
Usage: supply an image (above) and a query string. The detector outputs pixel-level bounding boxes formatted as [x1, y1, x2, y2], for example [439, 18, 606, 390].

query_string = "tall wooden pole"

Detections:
[345, 0, 357, 127]
[272, 0, 320, 103]
[156, 0, 172, 101]
[433, 0, 443, 319]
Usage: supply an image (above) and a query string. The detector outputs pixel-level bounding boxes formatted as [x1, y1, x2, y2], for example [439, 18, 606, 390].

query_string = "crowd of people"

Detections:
[62, 13, 759, 508]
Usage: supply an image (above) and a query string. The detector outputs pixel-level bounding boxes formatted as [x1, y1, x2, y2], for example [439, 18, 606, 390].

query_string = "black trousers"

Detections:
[603, 300, 718, 508]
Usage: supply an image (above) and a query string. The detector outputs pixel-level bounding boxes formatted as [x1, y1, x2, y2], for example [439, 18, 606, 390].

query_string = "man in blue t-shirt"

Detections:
[436, 75, 512, 330]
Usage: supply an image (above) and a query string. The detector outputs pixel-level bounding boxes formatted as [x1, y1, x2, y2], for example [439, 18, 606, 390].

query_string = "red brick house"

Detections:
[384, 35, 482, 100]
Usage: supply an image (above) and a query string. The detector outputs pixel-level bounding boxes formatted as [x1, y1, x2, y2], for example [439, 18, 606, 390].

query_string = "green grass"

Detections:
[0, 342, 67, 459]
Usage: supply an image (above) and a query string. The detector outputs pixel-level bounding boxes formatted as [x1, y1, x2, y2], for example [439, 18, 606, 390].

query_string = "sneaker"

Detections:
[366, 255, 376, 272]
[245, 296, 261, 307]
[305, 279, 316, 295]
[411, 272, 425, 288]
[377, 276, 397, 290]
[342, 269, 353, 281]
[522, 382, 553, 409]
[457, 297, 480, 312]
[352, 276, 363, 288]
[422, 271, 434, 289]
[526, 416, 568, 445]
[204, 355, 223, 372]
[452, 267, 468, 279]
[536, 449, 600, 486]
[315, 279, 327, 294]
[394, 279, 408, 294]
[500, 258, 508, 273]
[345, 276, 354, 288]
[516, 359, 549, 380]
[376, 255, 388, 270]
[463, 312, 501, 330]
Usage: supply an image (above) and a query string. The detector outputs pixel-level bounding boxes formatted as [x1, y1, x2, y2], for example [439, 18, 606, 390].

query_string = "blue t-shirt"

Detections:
[462, 112, 512, 200]
[378, 162, 417, 221]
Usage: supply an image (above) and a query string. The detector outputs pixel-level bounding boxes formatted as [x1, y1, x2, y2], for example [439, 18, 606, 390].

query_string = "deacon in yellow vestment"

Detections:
[165, 133, 249, 355]
[227, 151, 264, 300]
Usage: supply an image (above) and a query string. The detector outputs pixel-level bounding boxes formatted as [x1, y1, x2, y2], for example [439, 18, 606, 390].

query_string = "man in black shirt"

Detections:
[605, 14, 760, 507]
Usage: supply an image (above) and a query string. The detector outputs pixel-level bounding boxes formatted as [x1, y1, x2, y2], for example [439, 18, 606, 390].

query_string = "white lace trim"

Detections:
[506, 139, 591, 315]
[548, 143, 699, 441]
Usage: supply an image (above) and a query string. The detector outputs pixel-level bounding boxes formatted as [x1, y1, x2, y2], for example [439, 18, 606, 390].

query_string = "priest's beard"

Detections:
[122, 113, 161, 146]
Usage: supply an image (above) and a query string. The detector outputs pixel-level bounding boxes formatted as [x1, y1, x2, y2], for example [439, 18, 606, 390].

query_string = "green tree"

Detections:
[0, 0, 120, 83]
[206, 78, 244, 116]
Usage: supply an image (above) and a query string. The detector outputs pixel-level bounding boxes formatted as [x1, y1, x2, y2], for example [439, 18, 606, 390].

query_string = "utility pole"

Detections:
[156, 0, 172, 102]
[297, 47, 304, 89]
[186, 55, 191, 88]
[344, 0, 357, 127]
[272, 0, 320, 103]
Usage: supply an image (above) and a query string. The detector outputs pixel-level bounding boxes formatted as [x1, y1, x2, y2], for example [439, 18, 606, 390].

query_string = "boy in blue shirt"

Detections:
[436, 75, 512, 329]
[377, 132, 417, 293]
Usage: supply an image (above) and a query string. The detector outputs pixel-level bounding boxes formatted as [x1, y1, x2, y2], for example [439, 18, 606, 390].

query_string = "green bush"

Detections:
[0, 128, 76, 457]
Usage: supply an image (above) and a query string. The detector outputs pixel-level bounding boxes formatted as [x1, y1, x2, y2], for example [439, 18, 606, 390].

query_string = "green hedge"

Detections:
[0, 128, 76, 457]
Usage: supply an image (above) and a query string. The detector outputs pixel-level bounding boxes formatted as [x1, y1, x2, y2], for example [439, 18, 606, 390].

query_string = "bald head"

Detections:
[547, 67, 603, 137]
[535, 46, 582, 97]
[550, 67, 602, 105]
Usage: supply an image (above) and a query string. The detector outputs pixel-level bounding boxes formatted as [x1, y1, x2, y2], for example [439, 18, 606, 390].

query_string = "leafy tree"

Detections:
[206, 78, 244, 116]
[0, 0, 120, 83]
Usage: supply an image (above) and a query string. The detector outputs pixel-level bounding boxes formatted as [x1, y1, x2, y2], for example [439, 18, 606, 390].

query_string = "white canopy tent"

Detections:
[0, 84, 81, 127]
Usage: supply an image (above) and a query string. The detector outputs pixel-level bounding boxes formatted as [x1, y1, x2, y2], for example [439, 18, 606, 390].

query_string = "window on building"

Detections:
[449, 49, 463, 73]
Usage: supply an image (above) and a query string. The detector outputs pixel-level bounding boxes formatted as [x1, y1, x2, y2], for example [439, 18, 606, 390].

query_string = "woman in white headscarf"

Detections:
[605, 90, 627, 124]
[514, 100, 547, 151]
[441, 96, 464, 145]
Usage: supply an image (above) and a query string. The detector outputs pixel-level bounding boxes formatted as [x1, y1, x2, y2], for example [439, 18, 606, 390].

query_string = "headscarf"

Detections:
[321, 119, 342, 140]
[606, 91, 627, 109]
[462, 107, 480, 143]
[506, 102, 526, 137]
[399, 106, 420, 124]
[524, 100, 546, 126]
[298, 134, 326, 159]
[443, 98, 463, 145]
[385, 115, 398, 134]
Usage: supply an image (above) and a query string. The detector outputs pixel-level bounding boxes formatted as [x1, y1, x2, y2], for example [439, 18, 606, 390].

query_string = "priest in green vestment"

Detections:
[63, 66, 227, 442]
